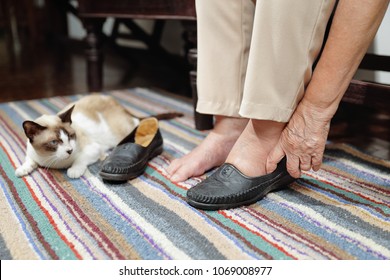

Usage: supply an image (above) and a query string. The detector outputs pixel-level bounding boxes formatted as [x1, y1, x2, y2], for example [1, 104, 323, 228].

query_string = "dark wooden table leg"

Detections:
[189, 51, 214, 130]
[83, 19, 106, 92]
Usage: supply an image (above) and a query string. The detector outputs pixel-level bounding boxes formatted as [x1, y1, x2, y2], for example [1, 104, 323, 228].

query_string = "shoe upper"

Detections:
[187, 158, 295, 205]
[101, 118, 163, 174]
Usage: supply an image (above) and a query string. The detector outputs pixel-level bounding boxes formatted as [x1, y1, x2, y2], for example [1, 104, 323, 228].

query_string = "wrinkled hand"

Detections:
[266, 100, 333, 178]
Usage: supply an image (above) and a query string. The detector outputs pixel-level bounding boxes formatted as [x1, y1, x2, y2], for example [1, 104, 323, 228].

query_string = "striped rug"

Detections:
[0, 88, 389, 260]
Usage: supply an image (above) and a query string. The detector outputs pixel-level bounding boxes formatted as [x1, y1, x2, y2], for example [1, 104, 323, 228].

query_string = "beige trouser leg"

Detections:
[196, 0, 336, 122]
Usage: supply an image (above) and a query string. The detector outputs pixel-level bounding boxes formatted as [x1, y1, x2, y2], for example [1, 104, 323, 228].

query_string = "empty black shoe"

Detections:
[100, 117, 163, 182]
[187, 158, 295, 210]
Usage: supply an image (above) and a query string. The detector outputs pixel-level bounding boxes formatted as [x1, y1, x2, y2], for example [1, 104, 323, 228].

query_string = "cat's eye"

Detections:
[49, 140, 58, 146]
[69, 133, 76, 139]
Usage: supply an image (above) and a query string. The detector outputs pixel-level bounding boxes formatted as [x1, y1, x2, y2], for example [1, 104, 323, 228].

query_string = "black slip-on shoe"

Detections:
[186, 158, 295, 210]
[99, 117, 163, 182]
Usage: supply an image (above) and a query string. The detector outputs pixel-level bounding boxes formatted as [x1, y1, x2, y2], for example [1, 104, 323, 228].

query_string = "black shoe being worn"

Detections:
[99, 117, 163, 182]
[187, 158, 295, 210]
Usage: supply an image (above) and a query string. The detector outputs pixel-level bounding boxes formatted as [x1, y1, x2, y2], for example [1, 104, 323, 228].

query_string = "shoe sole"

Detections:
[187, 175, 295, 210]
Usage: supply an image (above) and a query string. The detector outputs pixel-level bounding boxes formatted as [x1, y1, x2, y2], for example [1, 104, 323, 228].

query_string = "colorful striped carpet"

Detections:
[0, 88, 389, 260]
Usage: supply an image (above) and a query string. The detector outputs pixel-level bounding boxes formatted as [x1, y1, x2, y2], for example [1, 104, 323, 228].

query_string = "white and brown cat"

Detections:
[15, 94, 180, 179]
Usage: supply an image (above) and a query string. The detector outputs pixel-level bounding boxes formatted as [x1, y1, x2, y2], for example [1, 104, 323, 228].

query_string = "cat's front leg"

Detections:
[67, 163, 87, 179]
[15, 156, 38, 177]
[67, 143, 102, 178]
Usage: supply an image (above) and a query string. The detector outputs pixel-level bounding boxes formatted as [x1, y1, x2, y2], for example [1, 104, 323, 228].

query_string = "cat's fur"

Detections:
[15, 94, 178, 179]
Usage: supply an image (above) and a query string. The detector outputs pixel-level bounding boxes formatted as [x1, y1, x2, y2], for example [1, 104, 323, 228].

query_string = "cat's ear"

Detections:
[58, 105, 75, 124]
[22, 121, 47, 142]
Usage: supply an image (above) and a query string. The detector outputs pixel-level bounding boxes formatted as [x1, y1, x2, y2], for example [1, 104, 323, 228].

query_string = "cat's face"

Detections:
[23, 106, 77, 161]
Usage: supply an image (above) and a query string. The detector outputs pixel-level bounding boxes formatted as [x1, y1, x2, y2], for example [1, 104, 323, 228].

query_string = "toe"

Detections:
[170, 161, 205, 182]
[167, 158, 181, 176]
[170, 167, 188, 182]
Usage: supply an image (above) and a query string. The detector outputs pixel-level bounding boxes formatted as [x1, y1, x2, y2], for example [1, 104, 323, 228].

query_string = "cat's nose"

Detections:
[66, 149, 73, 155]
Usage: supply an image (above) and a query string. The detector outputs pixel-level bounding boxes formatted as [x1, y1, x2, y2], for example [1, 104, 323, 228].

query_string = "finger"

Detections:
[286, 155, 301, 178]
[299, 154, 312, 171]
[312, 154, 323, 171]
[266, 142, 285, 174]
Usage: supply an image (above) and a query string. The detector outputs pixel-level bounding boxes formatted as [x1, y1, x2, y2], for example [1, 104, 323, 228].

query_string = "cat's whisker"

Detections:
[41, 154, 62, 171]
[42, 155, 56, 165]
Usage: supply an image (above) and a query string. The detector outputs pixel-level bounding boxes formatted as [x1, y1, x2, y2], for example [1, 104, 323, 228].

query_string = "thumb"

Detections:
[266, 142, 285, 174]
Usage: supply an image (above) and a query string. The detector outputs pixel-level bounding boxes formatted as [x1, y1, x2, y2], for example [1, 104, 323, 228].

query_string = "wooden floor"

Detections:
[0, 36, 389, 160]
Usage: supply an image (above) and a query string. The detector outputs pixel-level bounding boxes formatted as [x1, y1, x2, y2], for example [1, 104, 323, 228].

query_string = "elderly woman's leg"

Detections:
[225, 0, 336, 178]
[186, 0, 337, 210]
[168, 0, 255, 182]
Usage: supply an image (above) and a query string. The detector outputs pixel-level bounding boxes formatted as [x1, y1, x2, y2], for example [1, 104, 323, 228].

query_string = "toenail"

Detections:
[171, 175, 179, 182]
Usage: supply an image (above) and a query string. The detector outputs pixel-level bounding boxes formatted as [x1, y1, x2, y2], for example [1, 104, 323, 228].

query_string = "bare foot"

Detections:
[226, 119, 286, 177]
[167, 116, 248, 182]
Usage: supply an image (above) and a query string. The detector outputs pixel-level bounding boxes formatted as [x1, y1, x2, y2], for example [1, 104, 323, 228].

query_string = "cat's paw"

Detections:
[67, 166, 86, 179]
[15, 165, 34, 177]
